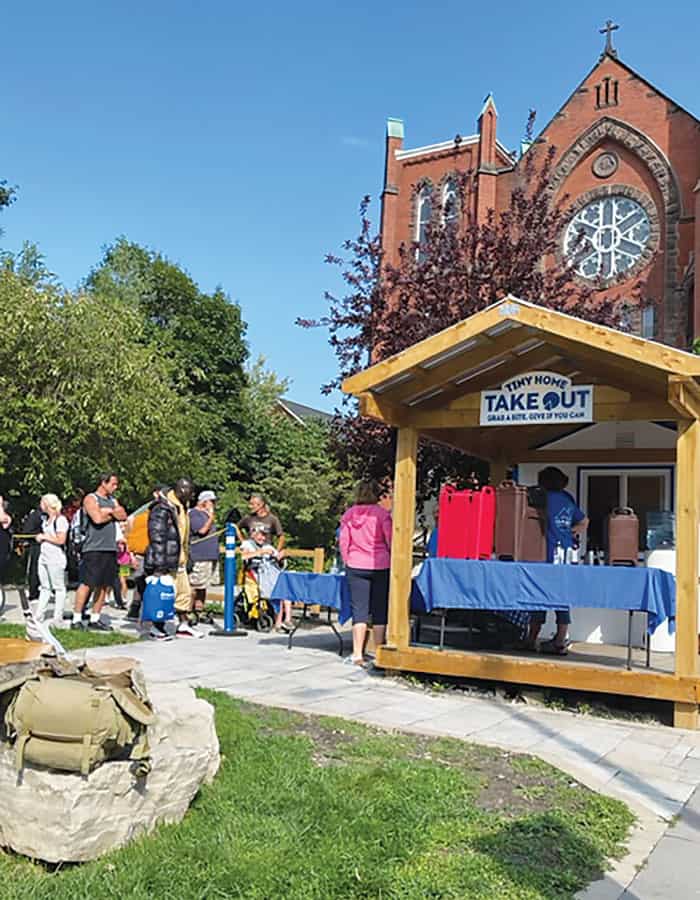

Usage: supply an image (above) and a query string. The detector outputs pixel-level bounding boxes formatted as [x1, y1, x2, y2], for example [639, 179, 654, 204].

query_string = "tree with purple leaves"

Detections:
[300, 132, 622, 502]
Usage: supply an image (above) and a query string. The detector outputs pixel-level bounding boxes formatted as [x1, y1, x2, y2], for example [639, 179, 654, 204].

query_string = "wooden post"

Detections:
[674, 418, 700, 728]
[312, 548, 325, 574]
[386, 426, 418, 649]
[489, 458, 509, 487]
[309, 547, 325, 615]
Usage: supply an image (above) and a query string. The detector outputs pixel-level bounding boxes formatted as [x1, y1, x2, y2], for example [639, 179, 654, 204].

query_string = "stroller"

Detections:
[236, 554, 284, 632]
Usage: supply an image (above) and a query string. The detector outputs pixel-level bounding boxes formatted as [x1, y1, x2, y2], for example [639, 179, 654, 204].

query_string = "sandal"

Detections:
[343, 656, 366, 668]
[539, 637, 570, 656]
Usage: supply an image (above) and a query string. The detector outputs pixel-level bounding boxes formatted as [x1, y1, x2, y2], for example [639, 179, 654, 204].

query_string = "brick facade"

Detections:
[379, 50, 700, 349]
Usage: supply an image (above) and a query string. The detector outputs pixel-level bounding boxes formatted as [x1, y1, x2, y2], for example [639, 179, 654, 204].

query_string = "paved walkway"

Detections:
[3, 589, 699, 898]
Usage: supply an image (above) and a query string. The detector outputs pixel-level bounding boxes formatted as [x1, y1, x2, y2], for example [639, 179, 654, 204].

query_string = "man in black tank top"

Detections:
[71, 472, 128, 631]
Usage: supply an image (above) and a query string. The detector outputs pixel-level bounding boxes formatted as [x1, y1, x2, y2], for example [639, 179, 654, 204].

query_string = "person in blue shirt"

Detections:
[526, 467, 588, 655]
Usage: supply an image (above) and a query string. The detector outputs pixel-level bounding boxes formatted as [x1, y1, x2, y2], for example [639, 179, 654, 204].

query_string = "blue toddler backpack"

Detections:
[141, 575, 176, 622]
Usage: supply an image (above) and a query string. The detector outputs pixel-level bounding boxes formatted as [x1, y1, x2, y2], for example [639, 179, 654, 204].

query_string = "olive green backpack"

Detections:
[2, 663, 155, 776]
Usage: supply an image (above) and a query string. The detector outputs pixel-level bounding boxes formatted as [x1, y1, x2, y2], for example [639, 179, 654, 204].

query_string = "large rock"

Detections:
[0, 670, 220, 863]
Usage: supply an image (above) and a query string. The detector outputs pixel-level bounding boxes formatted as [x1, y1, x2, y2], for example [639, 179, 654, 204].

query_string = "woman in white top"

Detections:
[35, 493, 69, 625]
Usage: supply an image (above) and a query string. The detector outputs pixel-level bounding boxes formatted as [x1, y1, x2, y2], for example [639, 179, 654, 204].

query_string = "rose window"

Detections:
[564, 195, 651, 280]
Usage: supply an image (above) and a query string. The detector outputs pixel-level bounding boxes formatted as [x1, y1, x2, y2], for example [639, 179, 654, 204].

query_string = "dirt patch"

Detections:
[377, 732, 579, 818]
[258, 712, 368, 767]
[255, 704, 584, 815]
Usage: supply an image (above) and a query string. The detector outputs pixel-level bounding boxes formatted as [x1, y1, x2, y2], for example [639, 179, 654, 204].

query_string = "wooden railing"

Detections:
[283, 547, 325, 573]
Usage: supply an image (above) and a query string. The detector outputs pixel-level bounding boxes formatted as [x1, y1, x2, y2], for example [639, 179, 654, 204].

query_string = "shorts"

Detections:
[118, 564, 131, 578]
[174, 567, 192, 613]
[529, 609, 571, 627]
[345, 567, 389, 626]
[81, 551, 118, 590]
[189, 559, 217, 590]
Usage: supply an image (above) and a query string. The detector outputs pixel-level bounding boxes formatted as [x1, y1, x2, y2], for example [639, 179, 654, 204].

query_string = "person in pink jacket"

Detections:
[339, 480, 393, 667]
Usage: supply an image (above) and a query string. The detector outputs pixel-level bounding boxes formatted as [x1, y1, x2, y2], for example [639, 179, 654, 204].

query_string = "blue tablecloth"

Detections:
[270, 571, 352, 625]
[413, 558, 676, 634]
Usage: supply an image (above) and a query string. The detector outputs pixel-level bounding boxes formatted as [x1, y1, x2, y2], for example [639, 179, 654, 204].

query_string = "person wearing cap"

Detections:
[240, 523, 291, 633]
[189, 489, 219, 618]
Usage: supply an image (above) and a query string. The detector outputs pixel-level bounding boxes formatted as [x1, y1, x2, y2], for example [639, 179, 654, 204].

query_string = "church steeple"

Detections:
[599, 19, 620, 60]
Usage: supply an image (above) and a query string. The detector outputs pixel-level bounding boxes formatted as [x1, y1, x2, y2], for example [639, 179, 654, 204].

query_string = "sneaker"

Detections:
[149, 625, 173, 641]
[176, 622, 205, 639]
[88, 620, 113, 632]
[70, 621, 86, 631]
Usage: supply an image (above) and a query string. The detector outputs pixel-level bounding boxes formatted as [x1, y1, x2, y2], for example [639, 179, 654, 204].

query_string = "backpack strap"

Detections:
[14, 731, 30, 771]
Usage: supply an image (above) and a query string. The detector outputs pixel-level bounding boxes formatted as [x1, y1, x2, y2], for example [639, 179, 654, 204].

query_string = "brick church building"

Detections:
[379, 25, 699, 348]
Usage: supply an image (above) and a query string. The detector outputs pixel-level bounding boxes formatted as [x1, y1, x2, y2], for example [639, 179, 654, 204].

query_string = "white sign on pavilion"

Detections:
[480, 371, 594, 426]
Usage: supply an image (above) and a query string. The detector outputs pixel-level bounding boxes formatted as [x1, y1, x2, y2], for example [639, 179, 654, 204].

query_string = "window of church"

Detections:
[442, 179, 458, 228]
[641, 305, 655, 339]
[564, 195, 651, 280]
[416, 188, 433, 261]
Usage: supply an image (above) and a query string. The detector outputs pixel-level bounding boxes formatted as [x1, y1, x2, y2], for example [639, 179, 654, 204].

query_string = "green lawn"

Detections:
[0, 623, 137, 650]
[0, 691, 634, 899]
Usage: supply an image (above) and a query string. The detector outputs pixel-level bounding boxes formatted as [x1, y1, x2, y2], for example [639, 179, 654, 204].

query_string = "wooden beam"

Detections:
[358, 392, 407, 426]
[421, 346, 565, 411]
[669, 376, 700, 421]
[342, 304, 511, 395]
[674, 418, 700, 728]
[593, 401, 678, 422]
[510, 300, 700, 377]
[410, 401, 677, 430]
[420, 429, 491, 460]
[516, 448, 676, 464]
[535, 335, 670, 396]
[342, 296, 700, 401]
[386, 426, 418, 650]
[375, 644, 700, 705]
[450, 385, 633, 410]
[389, 327, 536, 404]
[489, 459, 510, 485]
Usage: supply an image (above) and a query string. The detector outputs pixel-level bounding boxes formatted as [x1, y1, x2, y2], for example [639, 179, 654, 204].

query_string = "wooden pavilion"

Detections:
[342, 296, 700, 728]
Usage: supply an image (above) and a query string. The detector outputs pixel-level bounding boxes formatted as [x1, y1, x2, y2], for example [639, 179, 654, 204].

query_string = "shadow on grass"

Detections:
[472, 812, 620, 899]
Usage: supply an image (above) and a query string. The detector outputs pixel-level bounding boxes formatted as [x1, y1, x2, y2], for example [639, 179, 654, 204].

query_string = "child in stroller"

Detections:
[238, 524, 291, 633]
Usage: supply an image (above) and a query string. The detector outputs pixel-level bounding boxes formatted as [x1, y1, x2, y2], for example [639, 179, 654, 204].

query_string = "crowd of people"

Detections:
[0, 473, 293, 641]
[0, 464, 585, 660]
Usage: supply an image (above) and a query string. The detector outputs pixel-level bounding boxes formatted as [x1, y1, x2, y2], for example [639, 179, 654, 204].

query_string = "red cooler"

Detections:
[466, 486, 496, 560]
[437, 484, 471, 558]
[437, 484, 495, 559]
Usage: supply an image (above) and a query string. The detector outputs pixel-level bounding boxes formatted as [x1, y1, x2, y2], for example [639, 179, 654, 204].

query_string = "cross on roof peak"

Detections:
[599, 19, 620, 59]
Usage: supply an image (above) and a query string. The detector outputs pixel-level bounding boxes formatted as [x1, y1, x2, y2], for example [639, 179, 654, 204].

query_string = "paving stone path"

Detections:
[2, 589, 697, 898]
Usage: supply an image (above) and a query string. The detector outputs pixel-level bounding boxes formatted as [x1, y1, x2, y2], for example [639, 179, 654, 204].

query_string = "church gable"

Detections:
[378, 24, 699, 349]
[526, 43, 700, 347]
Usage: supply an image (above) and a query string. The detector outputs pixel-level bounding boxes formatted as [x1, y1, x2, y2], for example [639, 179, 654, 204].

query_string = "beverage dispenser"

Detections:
[607, 507, 639, 566]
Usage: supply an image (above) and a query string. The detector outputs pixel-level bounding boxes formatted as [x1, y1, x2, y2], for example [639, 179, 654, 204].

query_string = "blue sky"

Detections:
[2, 1, 697, 410]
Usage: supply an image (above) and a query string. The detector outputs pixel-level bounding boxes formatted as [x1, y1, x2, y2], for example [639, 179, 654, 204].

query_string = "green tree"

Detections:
[86, 239, 249, 484]
[1, 242, 57, 287]
[0, 268, 200, 511]
[221, 358, 351, 550]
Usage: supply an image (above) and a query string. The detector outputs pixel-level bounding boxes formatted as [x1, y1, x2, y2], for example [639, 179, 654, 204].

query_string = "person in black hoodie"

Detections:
[21, 504, 45, 602]
[142, 480, 194, 639]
